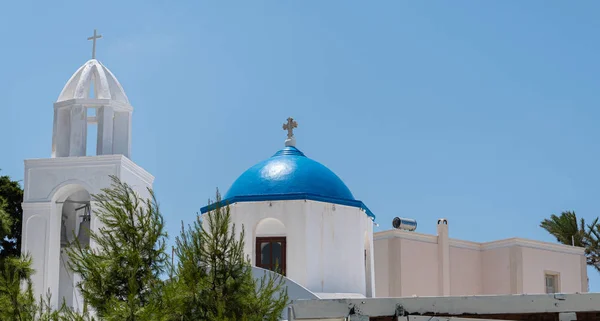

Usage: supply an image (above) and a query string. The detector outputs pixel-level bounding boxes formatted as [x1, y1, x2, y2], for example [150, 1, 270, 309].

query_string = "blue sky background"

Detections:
[1, 1, 599, 291]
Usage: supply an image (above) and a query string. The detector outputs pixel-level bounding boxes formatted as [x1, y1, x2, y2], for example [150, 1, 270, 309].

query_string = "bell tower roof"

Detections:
[52, 30, 134, 159]
[57, 59, 129, 104]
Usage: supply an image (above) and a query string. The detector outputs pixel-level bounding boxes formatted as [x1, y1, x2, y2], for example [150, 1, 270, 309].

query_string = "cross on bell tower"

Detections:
[282, 117, 298, 147]
[87, 29, 102, 59]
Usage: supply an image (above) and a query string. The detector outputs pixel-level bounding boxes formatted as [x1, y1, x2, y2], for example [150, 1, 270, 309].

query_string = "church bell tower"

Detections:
[21, 30, 154, 311]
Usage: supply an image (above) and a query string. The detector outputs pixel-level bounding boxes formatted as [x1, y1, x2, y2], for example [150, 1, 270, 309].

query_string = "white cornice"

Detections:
[25, 155, 154, 185]
[374, 229, 438, 244]
[25, 154, 123, 167]
[449, 239, 481, 251]
[120, 156, 155, 185]
[481, 238, 585, 255]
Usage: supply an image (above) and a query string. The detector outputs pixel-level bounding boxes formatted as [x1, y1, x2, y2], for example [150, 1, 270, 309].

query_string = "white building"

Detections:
[20, 33, 591, 317]
[200, 118, 376, 298]
[201, 121, 587, 301]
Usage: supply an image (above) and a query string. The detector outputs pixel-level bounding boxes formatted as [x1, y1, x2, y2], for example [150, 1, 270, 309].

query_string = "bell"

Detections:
[76, 213, 91, 247]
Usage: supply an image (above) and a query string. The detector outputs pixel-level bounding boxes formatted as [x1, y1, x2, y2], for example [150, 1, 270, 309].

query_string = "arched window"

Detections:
[254, 218, 287, 276]
[256, 237, 286, 276]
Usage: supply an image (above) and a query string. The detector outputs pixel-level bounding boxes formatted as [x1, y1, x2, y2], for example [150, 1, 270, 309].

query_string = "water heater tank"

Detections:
[392, 217, 417, 231]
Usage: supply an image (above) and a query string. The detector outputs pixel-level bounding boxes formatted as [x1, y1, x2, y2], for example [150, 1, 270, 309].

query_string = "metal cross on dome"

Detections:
[283, 117, 298, 139]
[87, 29, 102, 59]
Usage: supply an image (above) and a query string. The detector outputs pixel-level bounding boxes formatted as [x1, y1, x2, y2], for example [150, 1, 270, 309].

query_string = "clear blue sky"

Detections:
[1, 1, 599, 291]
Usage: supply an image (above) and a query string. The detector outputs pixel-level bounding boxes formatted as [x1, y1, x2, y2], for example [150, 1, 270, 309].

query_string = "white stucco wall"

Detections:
[449, 246, 482, 296]
[481, 247, 512, 295]
[373, 231, 440, 297]
[206, 199, 375, 297]
[401, 238, 439, 297]
[520, 245, 587, 294]
[373, 237, 391, 297]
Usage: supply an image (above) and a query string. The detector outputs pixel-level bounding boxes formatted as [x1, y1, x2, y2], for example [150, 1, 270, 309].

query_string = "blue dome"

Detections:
[200, 146, 375, 218]
[224, 146, 355, 201]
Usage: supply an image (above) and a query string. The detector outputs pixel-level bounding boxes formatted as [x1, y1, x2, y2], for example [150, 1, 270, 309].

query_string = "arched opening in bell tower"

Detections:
[54, 186, 92, 309]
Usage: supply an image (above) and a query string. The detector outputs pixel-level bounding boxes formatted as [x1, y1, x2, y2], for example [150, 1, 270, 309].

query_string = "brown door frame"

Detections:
[255, 236, 287, 276]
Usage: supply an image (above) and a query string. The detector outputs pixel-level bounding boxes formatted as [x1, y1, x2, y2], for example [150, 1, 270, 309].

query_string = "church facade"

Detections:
[20, 33, 588, 313]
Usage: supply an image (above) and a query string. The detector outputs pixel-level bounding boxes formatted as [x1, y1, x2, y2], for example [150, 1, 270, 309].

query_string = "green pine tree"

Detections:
[0, 173, 25, 259]
[166, 190, 289, 321]
[66, 176, 169, 321]
[0, 180, 35, 321]
[0, 255, 35, 321]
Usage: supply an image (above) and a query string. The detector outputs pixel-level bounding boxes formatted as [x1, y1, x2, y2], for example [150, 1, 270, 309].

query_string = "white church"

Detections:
[19, 32, 600, 320]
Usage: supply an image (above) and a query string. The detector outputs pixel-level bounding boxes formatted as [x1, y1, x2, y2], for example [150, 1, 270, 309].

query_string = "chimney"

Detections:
[437, 218, 450, 296]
